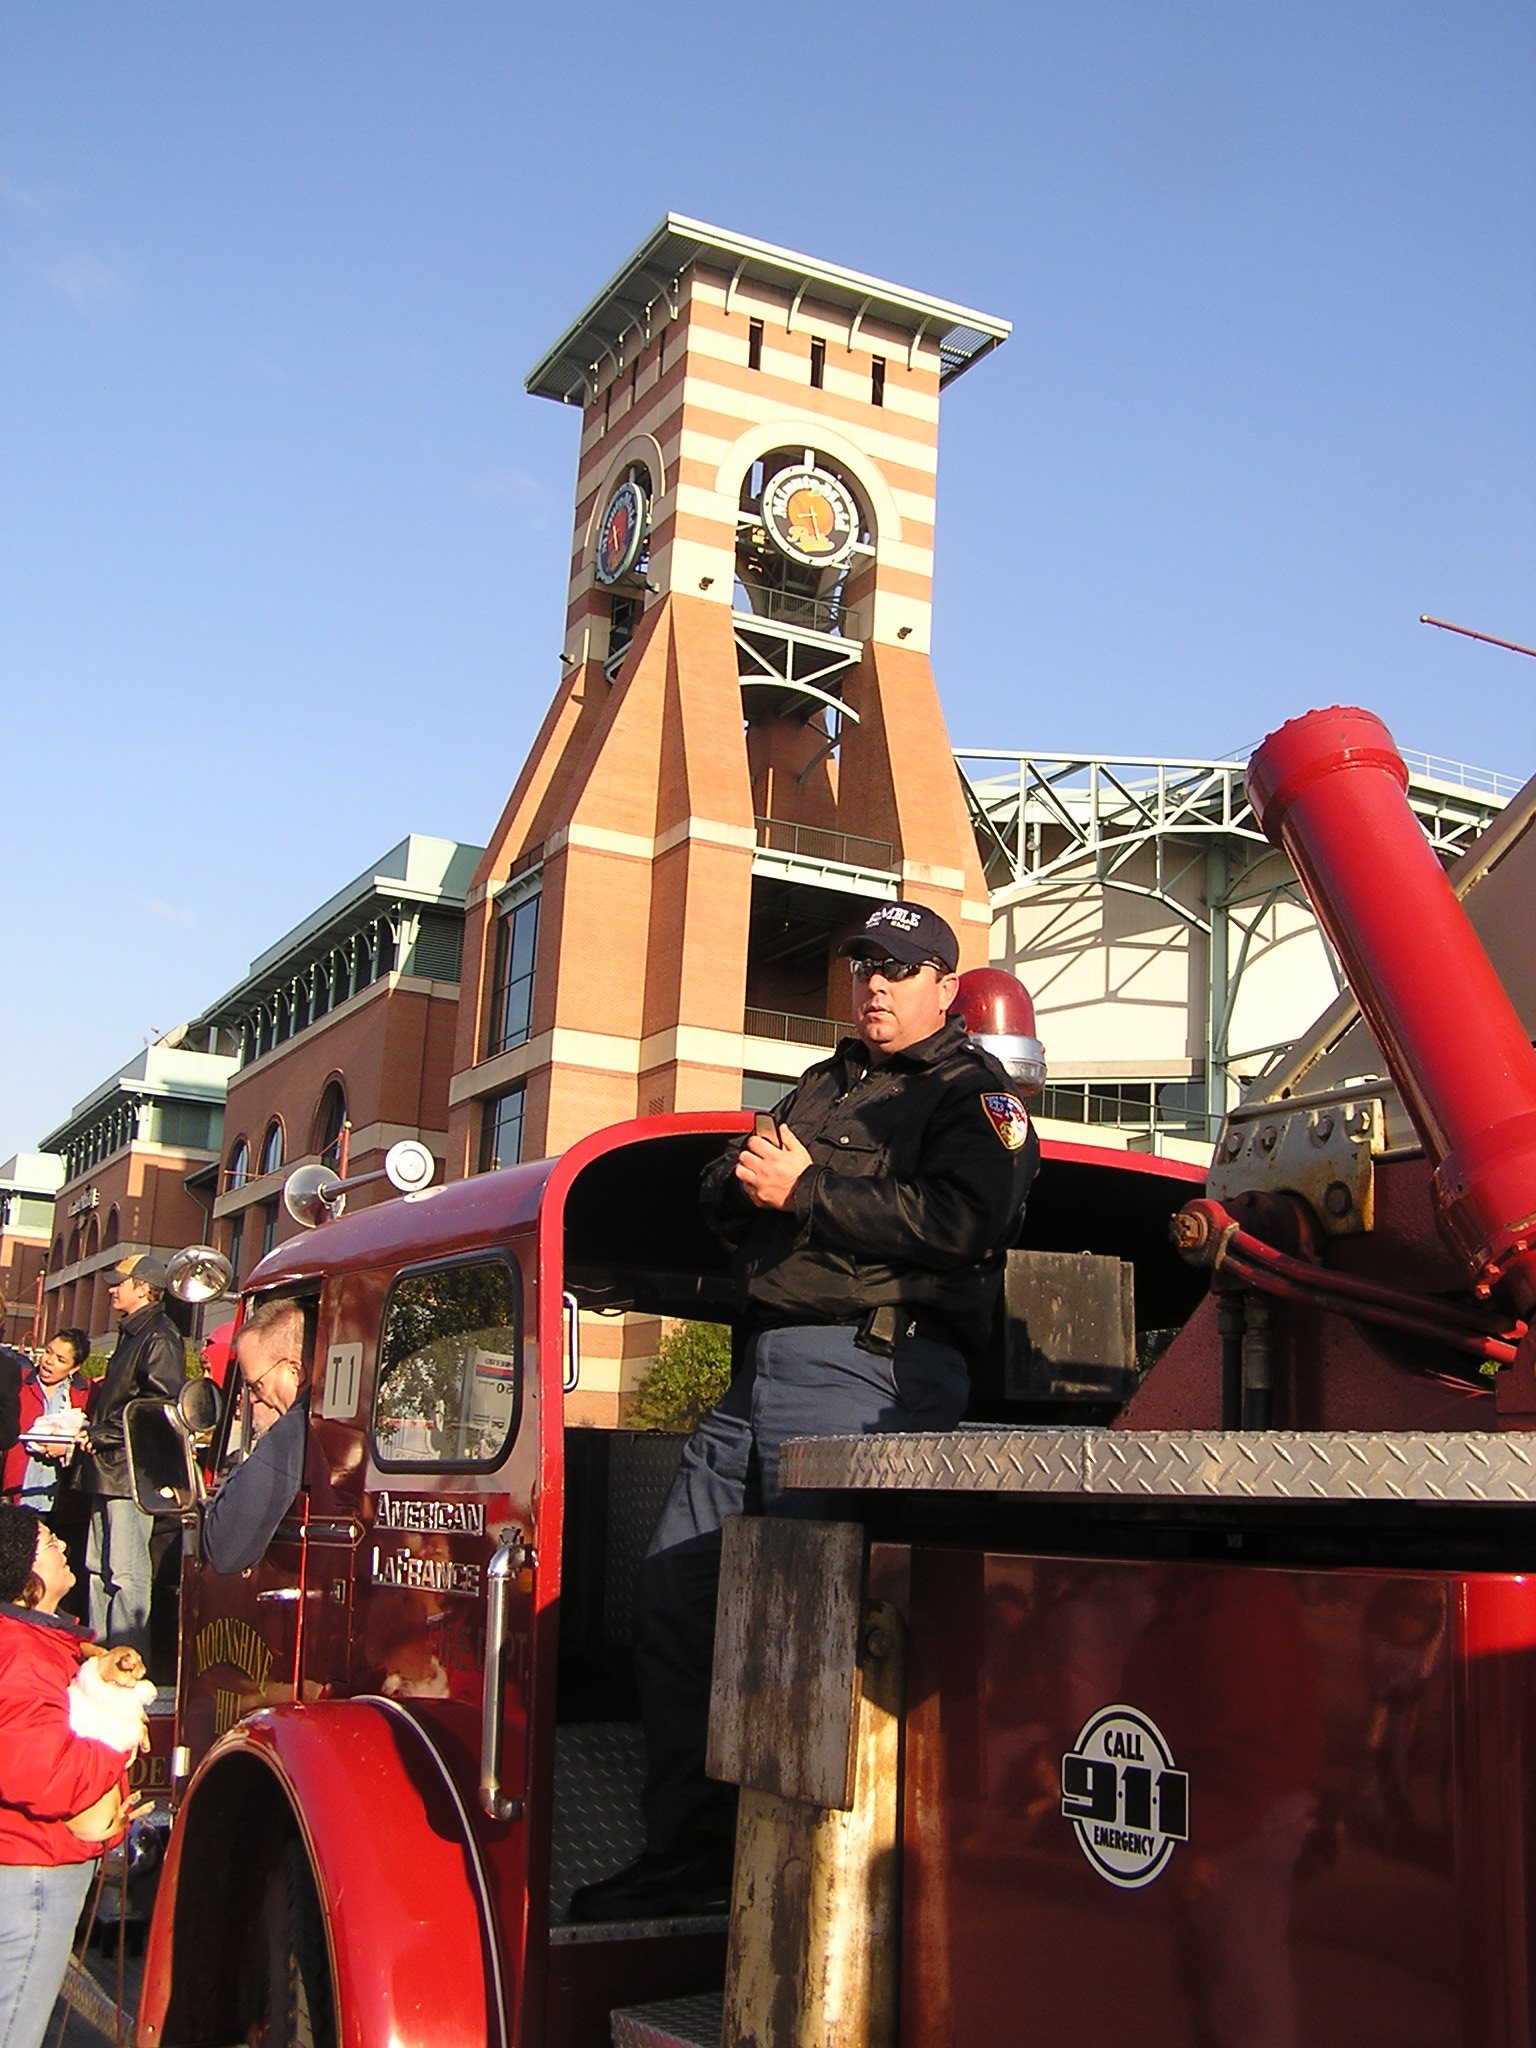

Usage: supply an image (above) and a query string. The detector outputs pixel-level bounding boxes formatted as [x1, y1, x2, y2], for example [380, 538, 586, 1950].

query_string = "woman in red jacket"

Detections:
[0, 1504, 131, 2048]
[2, 1331, 92, 1511]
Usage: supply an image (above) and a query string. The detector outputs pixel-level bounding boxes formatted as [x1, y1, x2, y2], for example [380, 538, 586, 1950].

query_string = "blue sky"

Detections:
[2, 2, 1532, 1152]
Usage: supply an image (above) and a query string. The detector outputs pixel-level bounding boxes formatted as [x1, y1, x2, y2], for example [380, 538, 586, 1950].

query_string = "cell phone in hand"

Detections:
[753, 1112, 779, 1143]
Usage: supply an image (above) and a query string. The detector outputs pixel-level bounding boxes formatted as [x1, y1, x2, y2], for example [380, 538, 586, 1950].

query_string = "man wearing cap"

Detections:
[572, 902, 1038, 1922]
[73, 1257, 186, 1654]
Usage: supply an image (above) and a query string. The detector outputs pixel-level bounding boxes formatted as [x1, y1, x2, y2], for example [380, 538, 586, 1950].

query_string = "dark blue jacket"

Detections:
[203, 1398, 308, 1575]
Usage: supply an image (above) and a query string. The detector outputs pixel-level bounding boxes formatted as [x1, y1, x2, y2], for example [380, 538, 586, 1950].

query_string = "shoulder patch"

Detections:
[980, 1093, 1032, 1151]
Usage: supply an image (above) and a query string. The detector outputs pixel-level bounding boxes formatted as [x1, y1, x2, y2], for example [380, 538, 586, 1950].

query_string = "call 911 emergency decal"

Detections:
[980, 1092, 1032, 1150]
[1061, 1704, 1189, 1888]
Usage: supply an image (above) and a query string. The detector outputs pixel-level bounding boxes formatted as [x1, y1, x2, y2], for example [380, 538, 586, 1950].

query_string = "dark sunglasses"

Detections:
[848, 955, 945, 982]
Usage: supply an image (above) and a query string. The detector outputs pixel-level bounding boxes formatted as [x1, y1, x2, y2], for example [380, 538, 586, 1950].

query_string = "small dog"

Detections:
[69, 1643, 155, 1759]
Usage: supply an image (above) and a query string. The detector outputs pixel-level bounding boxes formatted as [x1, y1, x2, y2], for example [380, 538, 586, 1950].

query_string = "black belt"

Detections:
[853, 1304, 962, 1356]
[747, 1306, 959, 1356]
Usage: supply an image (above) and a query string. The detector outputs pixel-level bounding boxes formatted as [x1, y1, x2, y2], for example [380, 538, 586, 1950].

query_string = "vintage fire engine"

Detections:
[129, 704, 1536, 2048]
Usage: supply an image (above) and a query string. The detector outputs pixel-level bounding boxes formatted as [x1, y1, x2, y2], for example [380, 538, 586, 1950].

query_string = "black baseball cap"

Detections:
[839, 901, 960, 974]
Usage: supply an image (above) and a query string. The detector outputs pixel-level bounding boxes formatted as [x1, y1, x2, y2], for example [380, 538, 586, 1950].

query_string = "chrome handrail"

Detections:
[479, 1535, 528, 1823]
[562, 1290, 580, 1392]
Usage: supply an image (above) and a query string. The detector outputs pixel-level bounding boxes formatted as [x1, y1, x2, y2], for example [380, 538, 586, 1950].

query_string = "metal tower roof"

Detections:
[525, 214, 1011, 405]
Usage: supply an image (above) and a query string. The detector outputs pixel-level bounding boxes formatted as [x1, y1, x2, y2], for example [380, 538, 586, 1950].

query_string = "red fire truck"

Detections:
[128, 705, 1536, 2048]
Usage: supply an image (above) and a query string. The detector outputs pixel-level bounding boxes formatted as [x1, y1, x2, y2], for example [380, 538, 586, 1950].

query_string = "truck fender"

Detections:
[138, 1697, 508, 2048]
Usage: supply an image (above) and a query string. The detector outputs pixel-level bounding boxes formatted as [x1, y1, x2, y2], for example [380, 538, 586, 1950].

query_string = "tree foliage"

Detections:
[629, 1321, 732, 1433]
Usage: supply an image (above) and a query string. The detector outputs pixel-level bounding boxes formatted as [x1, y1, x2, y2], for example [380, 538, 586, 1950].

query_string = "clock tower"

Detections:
[447, 216, 1009, 1192]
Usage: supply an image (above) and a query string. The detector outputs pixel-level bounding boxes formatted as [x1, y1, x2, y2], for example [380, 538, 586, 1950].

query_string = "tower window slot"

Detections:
[748, 319, 763, 371]
[871, 356, 886, 407]
[630, 356, 639, 404]
[606, 594, 640, 680]
[809, 337, 825, 389]
[604, 383, 611, 431]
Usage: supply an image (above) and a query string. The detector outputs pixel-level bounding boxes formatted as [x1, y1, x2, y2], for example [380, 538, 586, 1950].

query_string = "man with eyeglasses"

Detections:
[203, 1299, 310, 1575]
[572, 902, 1038, 1923]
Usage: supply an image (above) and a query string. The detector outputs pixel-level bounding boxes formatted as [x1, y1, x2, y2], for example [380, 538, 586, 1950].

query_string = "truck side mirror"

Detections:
[178, 1375, 222, 1438]
[125, 1398, 203, 1516]
[165, 1245, 234, 1305]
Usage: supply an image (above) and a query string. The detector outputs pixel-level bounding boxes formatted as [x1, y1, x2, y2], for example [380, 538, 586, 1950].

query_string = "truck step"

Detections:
[550, 1722, 648, 1922]
[610, 1991, 723, 2048]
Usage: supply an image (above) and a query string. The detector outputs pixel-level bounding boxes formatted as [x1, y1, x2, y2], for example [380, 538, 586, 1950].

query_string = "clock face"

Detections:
[595, 479, 648, 585]
[762, 465, 859, 569]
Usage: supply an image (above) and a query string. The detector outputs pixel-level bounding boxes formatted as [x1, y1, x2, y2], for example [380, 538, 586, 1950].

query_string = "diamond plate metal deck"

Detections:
[549, 1722, 648, 1923]
[611, 1992, 722, 2048]
[779, 1428, 1536, 1504]
[605, 1434, 686, 1645]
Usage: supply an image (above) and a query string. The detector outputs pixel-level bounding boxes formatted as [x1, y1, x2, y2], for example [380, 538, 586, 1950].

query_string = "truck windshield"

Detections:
[372, 1255, 523, 1470]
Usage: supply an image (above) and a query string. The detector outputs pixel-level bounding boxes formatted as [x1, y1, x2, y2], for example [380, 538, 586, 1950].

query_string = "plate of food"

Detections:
[21, 1409, 86, 1451]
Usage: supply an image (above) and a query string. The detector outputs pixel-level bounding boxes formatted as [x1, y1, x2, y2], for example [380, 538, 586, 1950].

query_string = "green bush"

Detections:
[629, 1321, 732, 1433]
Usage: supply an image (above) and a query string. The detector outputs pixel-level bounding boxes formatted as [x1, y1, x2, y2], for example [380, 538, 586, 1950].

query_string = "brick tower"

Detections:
[447, 216, 1009, 1183]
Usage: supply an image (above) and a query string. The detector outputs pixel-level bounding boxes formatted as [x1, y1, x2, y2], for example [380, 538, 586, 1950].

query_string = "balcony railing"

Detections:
[735, 581, 862, 641]
[1396, 748, 1522, 800]
[1039, 1080, 1208, 1137]
[744, 1008, 845, 1050]
[755, 816, 894, 874]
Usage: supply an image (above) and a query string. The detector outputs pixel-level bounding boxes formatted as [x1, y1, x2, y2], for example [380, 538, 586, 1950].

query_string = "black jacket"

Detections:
[701, 1017, 1039, 1363]
[75, 1303, 186, 1500]
[0, 1348, 21, 1456]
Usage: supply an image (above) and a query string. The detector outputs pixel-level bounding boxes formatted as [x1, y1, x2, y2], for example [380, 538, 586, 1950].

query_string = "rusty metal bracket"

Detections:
[1209, 1089, 1384, 1236]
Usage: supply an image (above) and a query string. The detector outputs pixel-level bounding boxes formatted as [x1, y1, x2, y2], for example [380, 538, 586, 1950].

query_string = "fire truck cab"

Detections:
[131, 1110, 1200, 2048]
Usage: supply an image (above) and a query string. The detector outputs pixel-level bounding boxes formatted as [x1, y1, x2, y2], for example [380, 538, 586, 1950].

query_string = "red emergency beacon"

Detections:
[951, 967, 1046, 1095]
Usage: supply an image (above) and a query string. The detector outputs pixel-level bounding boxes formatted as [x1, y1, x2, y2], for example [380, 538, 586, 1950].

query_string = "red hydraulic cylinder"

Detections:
[1247, 706, 1536, 1314]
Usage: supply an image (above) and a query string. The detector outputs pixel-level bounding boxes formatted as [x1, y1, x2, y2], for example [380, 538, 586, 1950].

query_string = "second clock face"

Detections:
[595, 478, 648, 585]
[762, 465, 859, 569]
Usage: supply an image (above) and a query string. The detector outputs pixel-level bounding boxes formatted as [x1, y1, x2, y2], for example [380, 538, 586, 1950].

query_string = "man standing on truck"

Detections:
[74, 1256, 186, 1656]
[571, 901, 1038, 1922]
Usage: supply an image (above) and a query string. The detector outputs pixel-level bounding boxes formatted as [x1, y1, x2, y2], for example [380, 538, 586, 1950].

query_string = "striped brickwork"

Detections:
[448, 233, 999, 1259]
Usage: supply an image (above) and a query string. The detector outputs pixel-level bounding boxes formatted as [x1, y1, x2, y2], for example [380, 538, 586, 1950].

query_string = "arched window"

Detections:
[66, 1224, 81, 1265]
[227, 1138, 250, 1191]
[258, 1120, 284, 1177]
[50, 1236, 64, 1273]
[84, 1217, 99, 1261]
[312, 1080, 347, 1170]
[103, 1206, 120, 1248]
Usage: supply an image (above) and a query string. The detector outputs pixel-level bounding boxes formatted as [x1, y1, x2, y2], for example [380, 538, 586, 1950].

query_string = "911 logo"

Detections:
[1061, 1704, 1189, 1889]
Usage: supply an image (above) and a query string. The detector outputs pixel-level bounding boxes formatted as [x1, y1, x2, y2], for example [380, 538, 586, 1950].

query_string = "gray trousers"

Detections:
[85, 1494, 155, 1654]
[633, 1321, 968, 1856]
